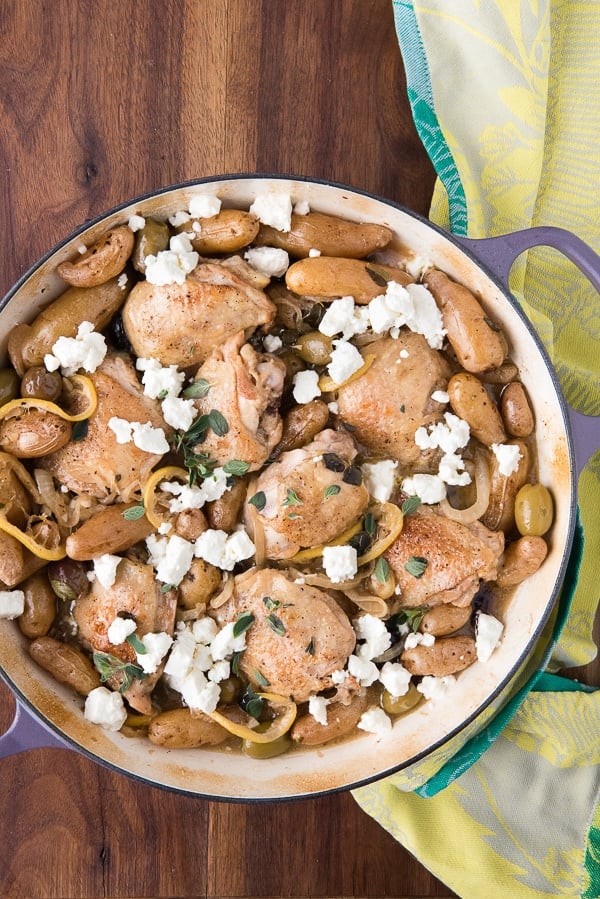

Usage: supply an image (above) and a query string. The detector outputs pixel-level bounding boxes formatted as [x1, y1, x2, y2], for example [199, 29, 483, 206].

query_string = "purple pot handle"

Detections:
[0, 694, 69, 759]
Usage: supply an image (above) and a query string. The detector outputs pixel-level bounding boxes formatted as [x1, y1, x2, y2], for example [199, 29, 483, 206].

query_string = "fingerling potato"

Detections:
[148, 707, 229, 748]
[285, 257, 412, 304]
[57, 225, 134, 288]
[253, 212, 392, 258]
[291, 691, 369, 746]
[401, 635, 477, 677]
[447, 372, 506, 446]
[496, 535, 548, 587]
[178, 209, 259, 254]
[501, 381, 535, 437]
[29, 635, 101, 695]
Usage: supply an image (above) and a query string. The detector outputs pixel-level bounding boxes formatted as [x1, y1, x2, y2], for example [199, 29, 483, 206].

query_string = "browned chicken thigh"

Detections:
[121, 262, 276, 368]
[335, 332, 450, 468]
[384, 506, 504, 608]
[212, 567, 356, 702]
[189, 331, 286, 471]
[38, 353, 168, 502]
[243, 429, 370, 559]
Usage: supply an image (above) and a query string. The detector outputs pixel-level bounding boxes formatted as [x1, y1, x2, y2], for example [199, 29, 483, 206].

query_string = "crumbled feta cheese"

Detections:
[0, 590, 25, 619]
[249, 193, 293, 231]
[491, 443, 523, 477]
[308, 247, 321, 257]
[188, 194, 222, 218]
[415, 412, 470, 455]
[293, 199, 310, 215]
[136, 631, 173, 674]
[208, 659, 231, 683]
[107, 615, 137, 645]
[361, 459, 398, 503]
[318, 296, 369, 340]
[402, 472, 446, 504]
[210, 621, 248, 661]
[136, 357, 185, 399]
[405, 284, 446, 348]
[347, 653, 379, 686]
[263, 334, 283, 353]
[144, 233, 199, 285]
[327, 401, 339, 414]
[163, 626, 197, 679]
[417, 674, 457, 701]
[161, 394, 196, 430]
[84, 687, 127, 731]
[107, 416, 134, 444]
[117, 272, 128, 289]
[44, 321, 107, 375]
[327, 339, 364, 385]
[192, 616, 219, 645]
[77, 244, 87, 255]
[438, 452, 471, 487]
[244, 246, 289, 278]
[398, 349, 410, 359]
[292, 369, 321, 404]
[367, 281, 445, 349]
[404, 254, 433, 280]
[179, 669, 221, 713]
[128, 214, 145, 232]
[431, 389, 449, 404]
[331, 668, 348, 685]
[194, 528, 255, 571]
[476, 612, 504, 662]
[161, 469, 230, 513]
[322, 545, 358, 583]
[168, 210, 191, 227]
[354, 614, 391, 660]
[308, 695, 330, 726]
[357, 707, 393, 738]
[146, 534, 195, 586]
[93, 554, 122, 589]
[379, 661, 412, 697]
[108, 418, 169, 454]
[404, 631, 435, 650]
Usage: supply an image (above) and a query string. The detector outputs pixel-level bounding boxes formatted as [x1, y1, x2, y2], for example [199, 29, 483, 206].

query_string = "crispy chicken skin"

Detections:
[38, 353, 167, 502]
[190, 331, 286, 471]
[335, 333, 450, 468]
[73, 557, 177, 714]
[212, 568, 356, 702]
[385, 506, 504, 608]
[121, 262, 276, 368]
[243, 429, 370, 559]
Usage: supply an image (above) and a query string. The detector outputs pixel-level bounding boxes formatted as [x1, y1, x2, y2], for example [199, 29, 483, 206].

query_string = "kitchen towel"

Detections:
[353, 2, 600, 896]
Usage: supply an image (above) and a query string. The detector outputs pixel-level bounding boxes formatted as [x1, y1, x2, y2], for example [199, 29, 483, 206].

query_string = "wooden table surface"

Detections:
[0, 3, 597, 898]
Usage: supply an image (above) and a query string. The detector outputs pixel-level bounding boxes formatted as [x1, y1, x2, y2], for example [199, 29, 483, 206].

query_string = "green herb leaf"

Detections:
[242, 684, 264, 720]
[92, 651, 147, 693]
[404, 555, 428, 578]
[263, 595, 279, 611]
[254, 668, 271, 687]
[397, 606, 429, 633]
[305, 637, 315, 656]
[266, 612, 286, 636]
[71, 419, 89, 442]
[182, 378, 211, 399]
[365, 263, 392, 287]
[282, 487, 302, 507]
[399, 404, 406, 413]
[233, 610, 255, 639]
[374, 556, 391, 583]
[401, 496, 421, 516]
[156, 388, 169, 400]
[126, 633, 147, 654]
[208, 409, 229, 436]
[248, 491, 266, 512]
[122, 504, 146, 521]
[323, 484, 341, 501]
[364, 512, 377, 538]
[286, 511, 301, 520]
[222, 459, 250, 477]
[230, 650, 243, 676]
[160, 583, 176, 593]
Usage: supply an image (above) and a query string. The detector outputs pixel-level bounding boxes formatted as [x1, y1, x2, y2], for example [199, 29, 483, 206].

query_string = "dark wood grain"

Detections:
[0, 3, 595, 899]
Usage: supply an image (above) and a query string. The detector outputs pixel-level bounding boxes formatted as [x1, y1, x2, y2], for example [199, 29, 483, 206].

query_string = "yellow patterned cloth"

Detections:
[353, 3, 600, 896]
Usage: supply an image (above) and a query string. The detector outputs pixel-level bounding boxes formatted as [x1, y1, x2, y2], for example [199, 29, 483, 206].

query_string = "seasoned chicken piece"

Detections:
[243, 429, 369, 559]
[38, 353, 168, 502]
[384, 507, 504, 608]
[212, 568, 356, 702]
[336, 333, 450, 469]
[121, 262, 276, 368]
[190, 331, 286, 471]
[73, 557, 177, 714]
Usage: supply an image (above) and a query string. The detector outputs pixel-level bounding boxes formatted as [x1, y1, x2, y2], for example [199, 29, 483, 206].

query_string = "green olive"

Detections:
[132, 217, 171, 273]
[380, 683, 422, 716]
[293, 331, 333, 365]
[0, 367, 19, 407]
[514, 483, 554, 536]
[47, 558, 90, 601]
[241, 723, 292, 759]
[218, 676, 243, 705]
[20, 366, 63, 402]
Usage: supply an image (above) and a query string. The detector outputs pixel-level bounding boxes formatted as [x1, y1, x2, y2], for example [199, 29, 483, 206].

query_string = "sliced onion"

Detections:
[209, 693, 297, 744]
[208, 575, 235, 609]
[343, 589, 388, 617]
[439, 450, 491, 524]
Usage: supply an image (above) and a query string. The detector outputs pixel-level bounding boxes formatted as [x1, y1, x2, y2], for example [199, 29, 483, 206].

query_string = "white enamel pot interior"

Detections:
[0, 175, 578, 800]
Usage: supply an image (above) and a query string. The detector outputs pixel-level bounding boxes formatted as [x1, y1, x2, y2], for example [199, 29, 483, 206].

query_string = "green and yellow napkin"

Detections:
[353, 3, 600, 895]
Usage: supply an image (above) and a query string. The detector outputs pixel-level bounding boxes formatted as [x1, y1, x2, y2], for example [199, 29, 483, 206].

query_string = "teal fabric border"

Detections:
[392, 1, 469, 234]
[415, 513, 585, 798]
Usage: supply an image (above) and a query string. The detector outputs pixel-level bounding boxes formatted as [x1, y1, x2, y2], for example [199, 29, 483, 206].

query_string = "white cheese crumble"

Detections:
[0, 590, 25, 619]
[476, 612, 504, 662]
[327, 339, 364, 385]
[308, 694, 330, 726]
[145, 534, 195, 586]
[292, 369, 321, 404]
[44, 321, 107, 376]
[347, 653, 379, 686]
[135, 631, 173, 674]
[415, 412, 470, 455]
[128, 214, 146, 232]
[107, 616, 137, 645]
[431, 389, 449, 404]
[293, 199, 310, 215]
[136, 357, 185, 398]
[354, 614, 392, 660]
[108, 418, 169, 454]
[188, 194, 222, 218]
[244, 246, 289, 278]
[160, 395, 196, 431]
[401, 472, 446, 504]
[308, 247, 321, 257]
[263, 334, 283, 353]
[416, 674, 457, 701]
[144, 233, 199, 285]
[368, 281, 446, 349]
[161, 467, 230, 512]
[92, 554, 122, 589]
[379, 661, 412, 697]
[249, 193, 293, 231]
[318, 296, 369, 341]
[168, 210, 191, 227]
[84, 687, 127, 732]
[491, 443, 523, 477]
[194, 528, 255, 571]
[361, 459, 398, 503]
[404, 631, 435, 650]
[357, 707, 393, 738]
[322, 545, 358, 583]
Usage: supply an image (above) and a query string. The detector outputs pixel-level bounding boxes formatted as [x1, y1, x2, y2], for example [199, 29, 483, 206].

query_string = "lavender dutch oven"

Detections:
[0, 175, 597, 800]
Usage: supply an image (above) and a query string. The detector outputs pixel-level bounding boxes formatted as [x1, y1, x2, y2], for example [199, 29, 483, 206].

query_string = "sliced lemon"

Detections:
[357, 502, 404, 566]
[288, 519, 363, 563]
[142, 465, 190, 530]
[209, 693, 297, 744]
[0, 374, 97, 423]
[0, 515, 66, 560]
